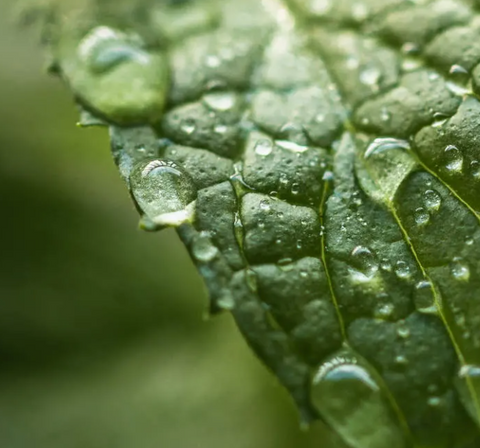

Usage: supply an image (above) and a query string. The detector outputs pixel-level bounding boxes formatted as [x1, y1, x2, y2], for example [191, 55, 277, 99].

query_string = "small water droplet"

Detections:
[396, 322, 410, 339]
[444, 145, 463, 172]
[322, 171, 334, 181]
[470, 160, 480, 179]
[414, 280, 439, 314]
[291, 183, 300, 195]
[214, 124, 228, 134]
[260, 200, 271, 211]
[423, 189, 442, 212]
[380, 258, 392, 272]
[395, 355, 408, 365]
[428, 396, 442, 407]
[181, 118, 196, 135]
[395, 261, 411, 279]
[364, 138, 410, 159]
[380, 107, 391, 122]
[450, 257, 470, 281]
[360, 66, 381, 88]
[414, 207, 430, 226]
[375, 302, 395, 319]
[254, 139, 273, 156]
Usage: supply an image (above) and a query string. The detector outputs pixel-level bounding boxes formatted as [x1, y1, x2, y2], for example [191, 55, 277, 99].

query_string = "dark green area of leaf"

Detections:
[35, 0, 480, 446]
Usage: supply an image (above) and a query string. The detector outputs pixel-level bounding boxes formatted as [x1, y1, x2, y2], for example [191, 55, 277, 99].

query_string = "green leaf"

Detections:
[34, 0, 480, 446]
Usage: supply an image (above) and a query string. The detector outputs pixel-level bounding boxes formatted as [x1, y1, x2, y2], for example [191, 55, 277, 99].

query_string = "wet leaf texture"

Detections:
[36, 0, 480, 446]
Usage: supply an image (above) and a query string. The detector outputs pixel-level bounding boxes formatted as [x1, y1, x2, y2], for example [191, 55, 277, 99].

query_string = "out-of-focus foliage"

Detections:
[0, 1, 344, 447]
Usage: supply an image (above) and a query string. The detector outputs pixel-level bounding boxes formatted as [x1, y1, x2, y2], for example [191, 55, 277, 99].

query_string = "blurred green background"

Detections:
[0, 3, 345, 447]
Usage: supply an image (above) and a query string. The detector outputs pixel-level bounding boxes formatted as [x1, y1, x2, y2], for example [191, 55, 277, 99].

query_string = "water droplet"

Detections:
[205, 54, 221, 68]
[360, 66, 381, 88]
[428, 396, 442, 407]
[432, 112, 449, 128]
[291, 183, 300, 195]
[459, 365, 480, 378]
[203, 92, 236, 111]
[322, 171, 334, 181]
[192, 232, 219, 262]
[380, 258, 392, 272]
[276, 140, 309, 153]
[423, 189, 442, 212]
[414, 207, 430, 226]
[214, 124, 228, 134]
[131, 159, 197, 229]
[260, 200, 271, 211]
[181, 118, 196, 135]
[395, 261, 411, 279]
[450, 257, 470, 281]
[395, 355, 408, 365]
[349, 246, 378, 282]
[254, 139, 273, 156]
[364, 138, 410, 159]
[444, 145, 463, 172]
[470, 160, 480, 179]
[414, 280, 439, 314]
[314, 356, 378, 391]
[449, 64, 469, 76]
[73, 26, 169, 124]
[375, 302, 395, 319]
[380, 107, 391, 122]
[396, 322, 410, 339]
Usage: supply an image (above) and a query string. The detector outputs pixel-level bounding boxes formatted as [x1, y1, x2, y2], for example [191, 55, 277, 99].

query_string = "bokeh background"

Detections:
[0, 2, 346, 447]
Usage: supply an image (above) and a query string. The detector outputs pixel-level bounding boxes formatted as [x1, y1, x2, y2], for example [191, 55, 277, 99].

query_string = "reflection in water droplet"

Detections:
[450, 258, 470, 281]
[254, 139, 273, 156]
[131, 159, 197, 229]
[349, 246, 378, 282]
[444, 145, 463, 172]
[364, 138, 410, 158]
[449, 64, 469, 76]
[395, 261, 411, 279]
[192, 232, 219, 262]
[414, 207, 430, 226]
[423, 189, 442, 212]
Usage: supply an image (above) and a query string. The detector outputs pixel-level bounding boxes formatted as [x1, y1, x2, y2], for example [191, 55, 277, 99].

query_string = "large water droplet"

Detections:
[364, 138, 410, 159]
[444, 145, 463, 172]
[349, 246, 379, 282]
[423, 189, 442, 212]
[130, 159, 197, 230]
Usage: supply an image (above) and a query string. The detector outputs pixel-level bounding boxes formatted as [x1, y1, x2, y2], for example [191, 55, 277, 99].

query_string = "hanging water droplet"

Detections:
[414, 207, 430, 226]
[349, 246, 379, 282]
[394, 261, 411, 279]
[192, 232, 219, 262]
[450, 257, 470, 281]
[444, 145, 463, 172]
[364, 138, 410, 159]
[423, 189, 442, 212]
[130, 159, 197, 230]
[254, 139, 273, 156]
